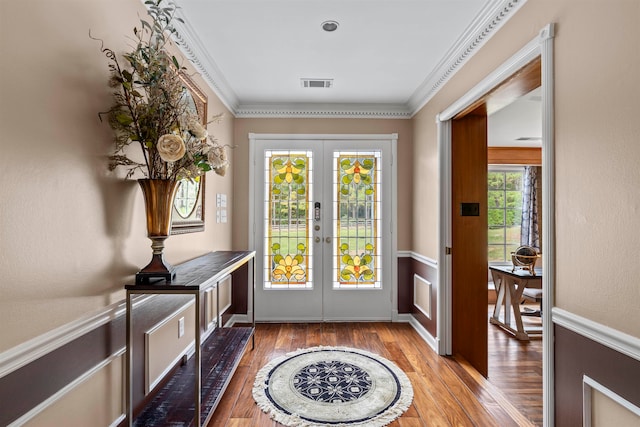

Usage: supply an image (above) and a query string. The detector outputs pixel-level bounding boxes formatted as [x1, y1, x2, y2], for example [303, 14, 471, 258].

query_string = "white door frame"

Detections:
[248, 133, 399, 321]
[436, 24, 556, 426]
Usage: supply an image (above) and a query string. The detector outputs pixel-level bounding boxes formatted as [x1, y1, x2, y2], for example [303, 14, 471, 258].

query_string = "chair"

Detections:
[521, 288, 542, 317]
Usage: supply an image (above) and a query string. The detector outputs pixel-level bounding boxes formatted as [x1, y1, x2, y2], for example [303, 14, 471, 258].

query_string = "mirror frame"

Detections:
[171, 71, 207, 235]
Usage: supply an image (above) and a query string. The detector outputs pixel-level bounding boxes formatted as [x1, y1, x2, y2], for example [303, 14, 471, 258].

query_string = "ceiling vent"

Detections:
[301, 78, 333, 88]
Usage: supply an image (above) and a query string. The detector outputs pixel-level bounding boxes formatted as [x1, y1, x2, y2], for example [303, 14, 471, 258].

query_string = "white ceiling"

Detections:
[488, 87, 542, 147]
[171, 0, 528, 118]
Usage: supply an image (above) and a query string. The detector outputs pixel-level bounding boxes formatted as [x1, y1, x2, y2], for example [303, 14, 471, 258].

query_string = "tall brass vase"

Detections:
[135, 179, 180, 284]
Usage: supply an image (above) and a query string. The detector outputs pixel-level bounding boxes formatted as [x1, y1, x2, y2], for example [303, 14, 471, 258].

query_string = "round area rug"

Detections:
[252, 346, 413, 427]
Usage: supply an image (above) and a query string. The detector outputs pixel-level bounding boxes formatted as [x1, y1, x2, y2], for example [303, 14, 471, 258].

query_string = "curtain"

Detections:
[520, 166, 540, 250]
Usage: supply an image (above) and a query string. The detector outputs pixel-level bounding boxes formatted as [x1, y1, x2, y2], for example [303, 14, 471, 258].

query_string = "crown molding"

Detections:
[171, 5, 240, 113]
[161, 0, 525, 119]
[235, 103, 412, 119]
[408, 0, 528, 116]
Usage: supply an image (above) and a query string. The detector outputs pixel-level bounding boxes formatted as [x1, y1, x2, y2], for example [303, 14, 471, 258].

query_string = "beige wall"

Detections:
[411, 0, 640, 336]
[232, 118, 414, 251]
[2, 0, 638, 352]
[0, 0, 235, 351]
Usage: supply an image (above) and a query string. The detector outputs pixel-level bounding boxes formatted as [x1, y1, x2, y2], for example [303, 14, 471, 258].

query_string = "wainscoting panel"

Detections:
[0, 314, 124, 426]
[397, 255, 414, 314]
[207, 275, 233, 328]
[583, 375, 640, 426]
[414, 274, 432, 319]
[205, 286, 217, 330]
[145, 302, 196, 394]
[397, 252, 438, 340]
[554, 324, 640, 425]
[16, 354, 124, 427]
[219, 275, 232, 317]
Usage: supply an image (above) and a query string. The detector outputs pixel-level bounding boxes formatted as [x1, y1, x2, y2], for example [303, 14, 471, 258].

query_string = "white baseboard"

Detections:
[409, 315, 439, 352]
[396, 313, 413, 323]
[225, 314, 250, 327]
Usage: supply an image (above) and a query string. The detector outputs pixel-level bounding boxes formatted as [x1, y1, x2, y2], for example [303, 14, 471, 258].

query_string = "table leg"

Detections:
[491, 272, 505, 321]
[195, 292, 201, 427]
[509, 280, 529, 340]
[504, 278, 512, 326]
[126, 292, 133, 427]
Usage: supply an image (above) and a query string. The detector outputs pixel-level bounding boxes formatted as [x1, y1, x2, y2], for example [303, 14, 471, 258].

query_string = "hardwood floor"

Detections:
[487, 304, 543, 426]
[207, 321, 542, 426]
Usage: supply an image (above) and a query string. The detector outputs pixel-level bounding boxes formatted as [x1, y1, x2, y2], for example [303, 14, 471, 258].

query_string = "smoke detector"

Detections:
[301, 78, 333, 88]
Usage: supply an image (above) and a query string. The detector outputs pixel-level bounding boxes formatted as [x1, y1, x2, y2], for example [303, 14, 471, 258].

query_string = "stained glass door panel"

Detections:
[264, 151, 313, 289]
[333, 152, 381, 289]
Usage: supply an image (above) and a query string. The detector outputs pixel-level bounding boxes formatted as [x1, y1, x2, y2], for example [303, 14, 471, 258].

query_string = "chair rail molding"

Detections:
[0, 295, 152, 379]
[553, 308, 640, 363]
[397, 251, 438, 270]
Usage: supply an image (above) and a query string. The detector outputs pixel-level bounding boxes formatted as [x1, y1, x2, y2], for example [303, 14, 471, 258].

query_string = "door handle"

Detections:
[315, 237, 321, 243]
[325, 237, 331, 243]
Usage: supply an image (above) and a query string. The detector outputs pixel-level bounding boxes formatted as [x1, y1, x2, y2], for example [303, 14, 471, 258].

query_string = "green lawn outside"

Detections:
[489, 226, 521, 262]
[268, 225, 376, 256]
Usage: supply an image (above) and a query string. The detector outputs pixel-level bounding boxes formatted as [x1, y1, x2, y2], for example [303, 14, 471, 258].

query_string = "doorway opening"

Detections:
[437, 23, 555, 426]
[486, 84, 543, 426]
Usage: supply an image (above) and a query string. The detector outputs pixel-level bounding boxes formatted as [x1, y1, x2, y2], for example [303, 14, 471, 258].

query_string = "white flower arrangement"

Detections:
[95, 0, 228, 180]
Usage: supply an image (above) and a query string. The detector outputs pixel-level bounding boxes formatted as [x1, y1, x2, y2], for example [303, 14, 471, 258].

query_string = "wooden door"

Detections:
[451, 109, 488, 377]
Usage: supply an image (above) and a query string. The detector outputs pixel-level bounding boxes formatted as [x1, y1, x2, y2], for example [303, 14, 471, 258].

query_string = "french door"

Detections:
[250, 134, 396, 322]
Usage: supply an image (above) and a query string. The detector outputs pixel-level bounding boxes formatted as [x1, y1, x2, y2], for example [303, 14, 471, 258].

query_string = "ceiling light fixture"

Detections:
[321, 20, 339, 32]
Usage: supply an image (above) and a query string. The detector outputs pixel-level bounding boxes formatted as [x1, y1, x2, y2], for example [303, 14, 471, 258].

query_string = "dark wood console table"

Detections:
[125, 251, 255, 427]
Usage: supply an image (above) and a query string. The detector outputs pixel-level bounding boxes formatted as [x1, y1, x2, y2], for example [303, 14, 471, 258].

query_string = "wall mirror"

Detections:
[171, 71, 207, 234]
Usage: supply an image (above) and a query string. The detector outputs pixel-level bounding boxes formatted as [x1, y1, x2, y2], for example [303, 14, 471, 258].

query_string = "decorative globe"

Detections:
[511, 245, 539, 275]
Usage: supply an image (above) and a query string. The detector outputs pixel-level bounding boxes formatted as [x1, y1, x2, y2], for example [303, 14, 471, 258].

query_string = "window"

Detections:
[488, 167, 524, 262]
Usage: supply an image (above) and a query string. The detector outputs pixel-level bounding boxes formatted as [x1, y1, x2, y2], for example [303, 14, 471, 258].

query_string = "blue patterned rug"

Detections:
[252, 346, 413, 427]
